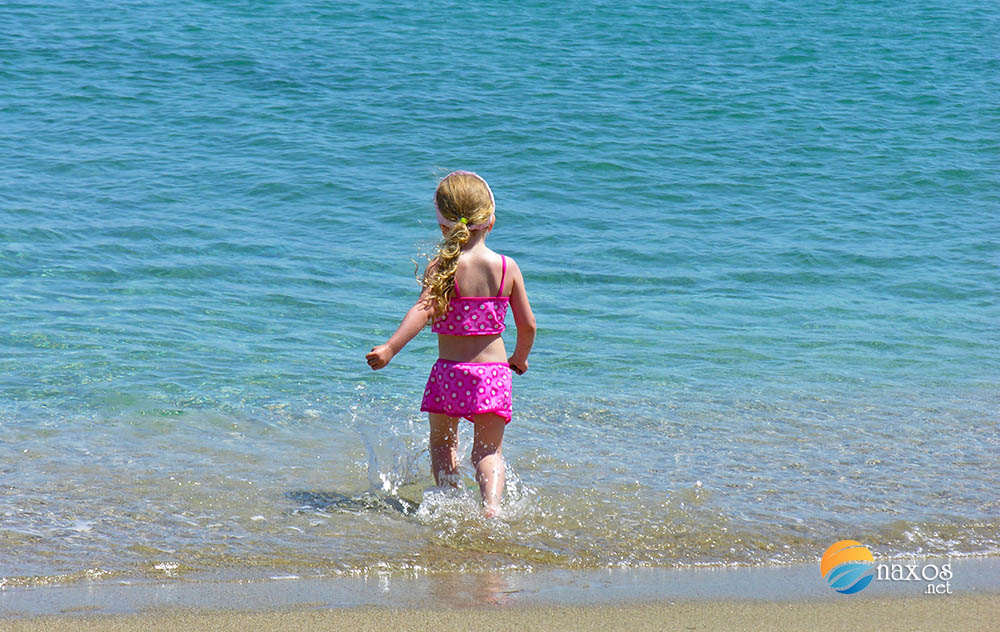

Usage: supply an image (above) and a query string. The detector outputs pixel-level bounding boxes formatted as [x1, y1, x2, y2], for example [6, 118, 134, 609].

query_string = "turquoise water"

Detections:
[1, 1, 998, 585]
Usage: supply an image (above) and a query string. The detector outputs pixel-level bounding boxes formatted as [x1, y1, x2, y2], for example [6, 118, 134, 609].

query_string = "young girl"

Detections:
[366, 171, 536, 518]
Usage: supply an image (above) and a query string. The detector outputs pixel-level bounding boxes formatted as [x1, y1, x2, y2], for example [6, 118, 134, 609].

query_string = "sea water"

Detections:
[1, 0, 997, 586]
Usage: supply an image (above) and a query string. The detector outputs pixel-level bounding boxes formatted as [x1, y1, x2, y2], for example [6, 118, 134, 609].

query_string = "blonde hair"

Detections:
[423, 172, 496, 317]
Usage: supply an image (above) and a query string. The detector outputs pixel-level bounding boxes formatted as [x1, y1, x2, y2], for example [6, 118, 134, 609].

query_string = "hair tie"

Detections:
[459, 217, 468, 224]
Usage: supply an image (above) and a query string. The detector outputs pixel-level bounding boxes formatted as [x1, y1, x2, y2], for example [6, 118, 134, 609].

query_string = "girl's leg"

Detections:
[471, 413, 506, 517]
[428, 413, 460, 487]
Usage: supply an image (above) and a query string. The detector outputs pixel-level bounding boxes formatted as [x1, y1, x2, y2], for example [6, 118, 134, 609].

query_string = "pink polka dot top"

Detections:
[431, 255, 509, 336]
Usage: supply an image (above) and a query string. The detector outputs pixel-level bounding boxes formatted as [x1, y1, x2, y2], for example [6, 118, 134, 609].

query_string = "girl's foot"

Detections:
[483, 503, 501, 519]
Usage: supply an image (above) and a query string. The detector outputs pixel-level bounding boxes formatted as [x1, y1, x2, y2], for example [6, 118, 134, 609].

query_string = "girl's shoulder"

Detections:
[497, 252, 522, 275]
[492, 252, 525, 296]
[486, 251, 521, 280]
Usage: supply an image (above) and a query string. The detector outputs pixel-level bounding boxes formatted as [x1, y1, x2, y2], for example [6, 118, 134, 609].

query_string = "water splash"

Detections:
[358, 419, 428, 500]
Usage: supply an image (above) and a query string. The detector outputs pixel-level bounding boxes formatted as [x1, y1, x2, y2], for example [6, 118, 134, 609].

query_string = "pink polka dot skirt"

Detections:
[420, 359, 513, 423]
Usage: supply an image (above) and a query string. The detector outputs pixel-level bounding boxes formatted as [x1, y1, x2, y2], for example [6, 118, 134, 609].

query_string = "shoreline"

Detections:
[2, 557, 997, 622]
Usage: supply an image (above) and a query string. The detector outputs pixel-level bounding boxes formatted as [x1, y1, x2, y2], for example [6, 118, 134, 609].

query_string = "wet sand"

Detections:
[4, 560, 998, 631]
[5, 594, 999, 632]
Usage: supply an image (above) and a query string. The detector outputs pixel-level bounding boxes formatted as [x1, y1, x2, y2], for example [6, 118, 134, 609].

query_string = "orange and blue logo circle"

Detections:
[820, 540, 874, 594]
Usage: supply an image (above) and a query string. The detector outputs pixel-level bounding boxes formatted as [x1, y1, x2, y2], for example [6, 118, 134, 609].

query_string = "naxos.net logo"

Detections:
[820, 540, 875, 594]
[820, 540, 954, 595]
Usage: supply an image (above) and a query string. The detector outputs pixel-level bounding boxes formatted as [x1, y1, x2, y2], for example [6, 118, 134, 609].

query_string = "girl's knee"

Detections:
[430, 430, 457, 447]
[471, 445, 501, 466]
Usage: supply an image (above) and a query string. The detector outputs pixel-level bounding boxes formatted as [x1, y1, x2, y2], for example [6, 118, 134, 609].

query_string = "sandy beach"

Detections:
[5, 594, 999, 632]
[4, 560, 999, 632]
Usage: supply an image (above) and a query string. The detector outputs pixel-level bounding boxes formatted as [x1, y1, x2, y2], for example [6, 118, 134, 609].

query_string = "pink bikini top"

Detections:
[431, 256, 509, 336]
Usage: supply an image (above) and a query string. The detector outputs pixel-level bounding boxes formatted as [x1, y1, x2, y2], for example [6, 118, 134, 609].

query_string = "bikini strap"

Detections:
[496, 255, 507, 298]
[453, 274, 462, 298]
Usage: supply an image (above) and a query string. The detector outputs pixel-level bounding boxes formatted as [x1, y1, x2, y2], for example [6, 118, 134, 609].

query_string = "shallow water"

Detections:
[1, 0, 998, 585]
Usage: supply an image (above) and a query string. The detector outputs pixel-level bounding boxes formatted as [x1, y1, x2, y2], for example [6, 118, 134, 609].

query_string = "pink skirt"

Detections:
[420, 359, 513, 423]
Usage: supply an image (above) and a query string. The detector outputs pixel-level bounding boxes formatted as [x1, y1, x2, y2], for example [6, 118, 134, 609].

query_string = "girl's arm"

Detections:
[505, 257, 536, 375]
[367, 262, 438, 371]
[366, 287, 434, 371]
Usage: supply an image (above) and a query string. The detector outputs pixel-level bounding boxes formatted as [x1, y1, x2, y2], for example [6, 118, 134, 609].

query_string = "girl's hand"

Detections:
[508, 355, 528, 375]
[366, 344, 395, 370]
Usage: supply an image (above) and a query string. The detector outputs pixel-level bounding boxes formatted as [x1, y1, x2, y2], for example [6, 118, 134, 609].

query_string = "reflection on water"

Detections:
[427, 571, 518, 607]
